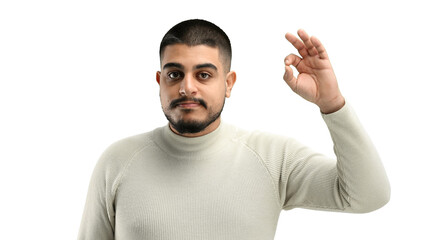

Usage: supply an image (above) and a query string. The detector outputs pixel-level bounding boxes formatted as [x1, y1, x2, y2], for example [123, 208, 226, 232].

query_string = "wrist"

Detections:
[319, 96, 346, 114]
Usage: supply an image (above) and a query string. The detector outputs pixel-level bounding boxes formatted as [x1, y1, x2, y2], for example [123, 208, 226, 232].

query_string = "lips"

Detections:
[178, 102, 201, 108]
[170, 97, 207, 109]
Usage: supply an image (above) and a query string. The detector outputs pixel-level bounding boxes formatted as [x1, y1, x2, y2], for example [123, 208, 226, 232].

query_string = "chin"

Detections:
[165, 112, 221, 135]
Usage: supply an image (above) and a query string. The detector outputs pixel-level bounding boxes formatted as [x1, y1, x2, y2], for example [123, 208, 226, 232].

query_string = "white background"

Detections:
[1, 0, 425, 239]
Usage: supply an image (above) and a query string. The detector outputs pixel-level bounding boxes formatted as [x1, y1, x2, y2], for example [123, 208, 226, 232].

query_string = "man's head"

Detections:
[159, 19, 232, 72]
[156, 19, 236, 137]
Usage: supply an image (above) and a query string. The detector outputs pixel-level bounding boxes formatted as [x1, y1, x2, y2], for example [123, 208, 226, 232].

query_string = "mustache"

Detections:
[169, 97, 208, 109]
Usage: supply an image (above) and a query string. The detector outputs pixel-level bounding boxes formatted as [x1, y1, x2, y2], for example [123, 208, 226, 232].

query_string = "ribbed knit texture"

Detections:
[78, 103, 390, 240]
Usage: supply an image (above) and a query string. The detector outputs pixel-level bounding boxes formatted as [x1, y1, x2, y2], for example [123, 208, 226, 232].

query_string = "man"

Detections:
[78, 19, 390, 239]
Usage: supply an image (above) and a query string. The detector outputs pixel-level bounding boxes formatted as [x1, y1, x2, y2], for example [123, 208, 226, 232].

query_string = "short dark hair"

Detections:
[159, 19, 232, 72]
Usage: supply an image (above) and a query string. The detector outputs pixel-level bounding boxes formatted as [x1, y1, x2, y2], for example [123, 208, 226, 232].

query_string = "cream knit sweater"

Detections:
[78, 104, 390, 239]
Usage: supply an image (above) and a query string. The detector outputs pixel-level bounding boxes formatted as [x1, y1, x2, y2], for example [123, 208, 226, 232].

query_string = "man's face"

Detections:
[156, 44, 236, 137]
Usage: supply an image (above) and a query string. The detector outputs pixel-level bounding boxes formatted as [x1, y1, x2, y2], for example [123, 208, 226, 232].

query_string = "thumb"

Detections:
[283, 64, 297, 92]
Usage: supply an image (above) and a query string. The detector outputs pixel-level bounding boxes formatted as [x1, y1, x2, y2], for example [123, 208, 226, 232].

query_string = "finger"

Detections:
[311, 36, 328, 59]
[284, 53, 302, 68]
[297, 29, 318, 56]
[285, 32, 309, 58]
[283, 65, 297, 92]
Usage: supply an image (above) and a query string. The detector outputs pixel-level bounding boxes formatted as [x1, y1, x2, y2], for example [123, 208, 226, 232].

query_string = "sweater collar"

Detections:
[154, 121, 230, 158]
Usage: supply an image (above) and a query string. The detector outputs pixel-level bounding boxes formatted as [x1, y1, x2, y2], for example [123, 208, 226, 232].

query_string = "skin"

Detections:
[156, 44, 236, 137]
[284, 29, 345, 114]
[156, 29, 345, 137]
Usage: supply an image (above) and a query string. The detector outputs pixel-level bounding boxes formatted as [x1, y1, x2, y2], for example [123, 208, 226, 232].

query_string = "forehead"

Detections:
[161, 44, 223, 70]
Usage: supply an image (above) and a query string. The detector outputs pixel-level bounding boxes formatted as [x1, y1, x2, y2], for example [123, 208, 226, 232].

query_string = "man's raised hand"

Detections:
[283, 29, 345, 114]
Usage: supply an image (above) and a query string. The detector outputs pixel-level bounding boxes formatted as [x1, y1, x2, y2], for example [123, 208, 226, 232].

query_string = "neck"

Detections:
[169, 117, 221, 138]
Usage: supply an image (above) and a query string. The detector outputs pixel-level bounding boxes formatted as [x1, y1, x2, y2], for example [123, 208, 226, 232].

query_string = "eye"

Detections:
[167, 71, 182, 80]
[198, 72, 211, 80]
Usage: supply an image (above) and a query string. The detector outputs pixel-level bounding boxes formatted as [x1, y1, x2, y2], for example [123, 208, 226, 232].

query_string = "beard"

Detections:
[163, 96, 225, 135]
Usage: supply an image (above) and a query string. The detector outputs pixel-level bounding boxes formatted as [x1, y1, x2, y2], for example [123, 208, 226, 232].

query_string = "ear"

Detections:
[156, 71, 161, 85]
[225, 71, 236, 98]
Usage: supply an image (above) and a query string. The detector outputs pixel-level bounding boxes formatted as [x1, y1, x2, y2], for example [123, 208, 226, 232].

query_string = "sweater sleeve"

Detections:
[282, 103, 390, 213]
[77, 132, 153, 239]
[77, 147, 117, 240]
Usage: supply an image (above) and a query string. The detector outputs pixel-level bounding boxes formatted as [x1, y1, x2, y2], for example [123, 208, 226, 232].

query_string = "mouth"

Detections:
[177, 102, 201, 108]
[170, 97, 207, 109]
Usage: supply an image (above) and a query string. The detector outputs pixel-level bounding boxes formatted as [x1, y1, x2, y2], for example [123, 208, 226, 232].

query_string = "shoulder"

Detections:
[229, 124, 298, 151]
[227, 124, 305, 163]
[93, 128, 160, 175]
[105, 130, 156, 157]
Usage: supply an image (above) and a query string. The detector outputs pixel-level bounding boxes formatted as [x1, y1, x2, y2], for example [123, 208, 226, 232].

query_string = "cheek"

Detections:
[159, 89, 170, 108]
[208, 87, 227, 107]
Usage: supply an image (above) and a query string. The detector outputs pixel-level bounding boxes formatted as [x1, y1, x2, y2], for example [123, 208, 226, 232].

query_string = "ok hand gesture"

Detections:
[284, 29, 345, 114]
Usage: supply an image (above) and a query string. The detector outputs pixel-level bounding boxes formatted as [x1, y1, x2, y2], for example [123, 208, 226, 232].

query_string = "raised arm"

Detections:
[281, 30, 390, 213]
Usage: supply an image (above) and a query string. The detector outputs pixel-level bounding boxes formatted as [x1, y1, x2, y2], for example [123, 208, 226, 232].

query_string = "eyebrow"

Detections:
[163, 62, 184, 70]
[162, 62, 218, 72]
[194, 63, 217, 71]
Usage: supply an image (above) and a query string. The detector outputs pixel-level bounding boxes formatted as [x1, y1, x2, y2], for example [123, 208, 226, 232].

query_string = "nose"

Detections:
[179, 74, 198, 96]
